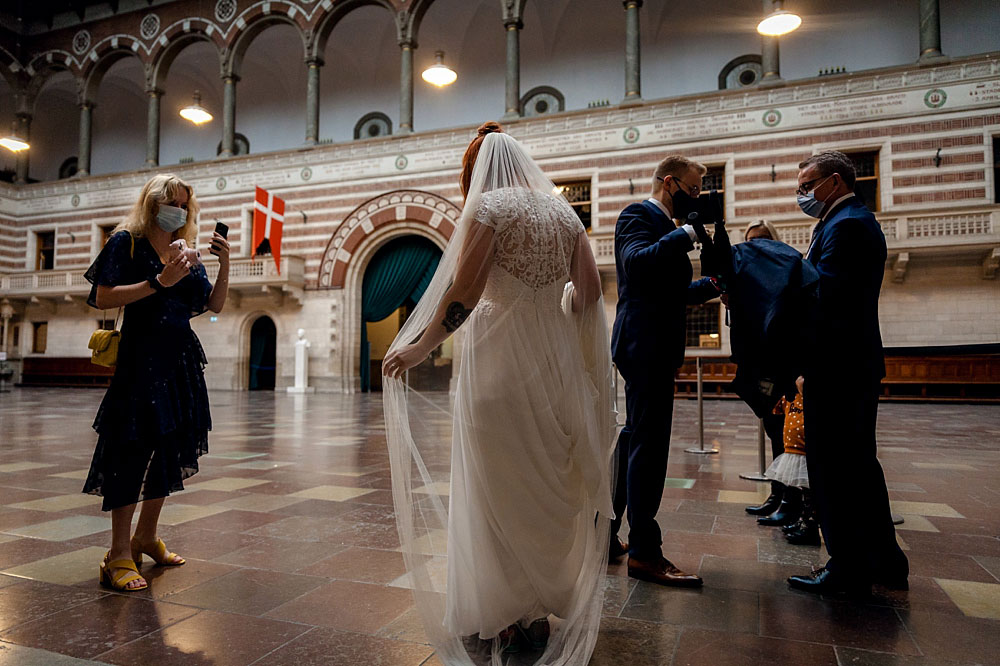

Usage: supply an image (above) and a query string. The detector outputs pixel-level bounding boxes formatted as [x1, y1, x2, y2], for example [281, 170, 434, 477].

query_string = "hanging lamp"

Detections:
[421, 51, 458, 87]
[179, 91, 213, 125]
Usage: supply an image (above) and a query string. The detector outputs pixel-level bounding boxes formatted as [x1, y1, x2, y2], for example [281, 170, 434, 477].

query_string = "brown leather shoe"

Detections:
[609, 537, 628, 561]
[628, 555, 703, 588]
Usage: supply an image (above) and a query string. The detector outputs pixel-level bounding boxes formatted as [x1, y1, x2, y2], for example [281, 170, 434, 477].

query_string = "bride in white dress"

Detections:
[382, 122, 616, 665]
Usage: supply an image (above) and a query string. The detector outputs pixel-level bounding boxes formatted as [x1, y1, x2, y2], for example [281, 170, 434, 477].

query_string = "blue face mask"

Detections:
[156, 204, 187, 232]
[796, 175, 833, 219]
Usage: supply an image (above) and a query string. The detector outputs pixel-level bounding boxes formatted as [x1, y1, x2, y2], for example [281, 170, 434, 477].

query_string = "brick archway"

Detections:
[318, 189, 461, 289]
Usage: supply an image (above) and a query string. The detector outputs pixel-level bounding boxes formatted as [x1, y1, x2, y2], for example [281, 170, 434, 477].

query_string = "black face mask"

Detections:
[669, 181, 699, 221]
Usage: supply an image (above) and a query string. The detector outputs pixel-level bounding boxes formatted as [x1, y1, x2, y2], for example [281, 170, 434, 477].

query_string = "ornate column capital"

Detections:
[503, 17, 523, 30]
[305, 56, 325, 68]
[623, 0, 643, 9]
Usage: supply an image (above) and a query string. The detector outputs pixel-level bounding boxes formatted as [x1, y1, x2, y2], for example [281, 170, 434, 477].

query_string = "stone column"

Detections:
[399, 41, 414, 134]
[502, 18, 522, 121]
[621, 0, 642, 105]
[305, 58, 322, 145]
[77, 102, 93, 177]
[918, 0, 947, 63]
[220, 74, 238, 157]
[14, 114, 30, 184]
[145, 88, 162, 167]
[760, 0, 784, 87]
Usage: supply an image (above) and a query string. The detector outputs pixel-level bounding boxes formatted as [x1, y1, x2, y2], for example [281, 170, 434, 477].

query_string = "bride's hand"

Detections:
[383, 344, 429, 379]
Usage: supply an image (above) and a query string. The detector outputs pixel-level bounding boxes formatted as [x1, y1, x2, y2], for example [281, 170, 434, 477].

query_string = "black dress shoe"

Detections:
[609, 537, 628, 561]
[784, 522, 821, 546]
[784, 489, 820, 545]
[757, 487, 802, 527]
[746, 482, 785, 515]
[788, 567, 871, 598]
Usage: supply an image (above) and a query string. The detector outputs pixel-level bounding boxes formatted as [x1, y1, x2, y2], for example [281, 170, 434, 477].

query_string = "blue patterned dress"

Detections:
[82, 231, 213, 510]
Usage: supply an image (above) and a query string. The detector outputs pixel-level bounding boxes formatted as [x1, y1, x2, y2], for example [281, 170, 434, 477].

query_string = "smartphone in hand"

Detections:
[210, 221, 228, 256]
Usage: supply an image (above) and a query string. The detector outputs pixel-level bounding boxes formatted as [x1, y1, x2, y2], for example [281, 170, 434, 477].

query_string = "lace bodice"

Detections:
[474, 188, 583, 291]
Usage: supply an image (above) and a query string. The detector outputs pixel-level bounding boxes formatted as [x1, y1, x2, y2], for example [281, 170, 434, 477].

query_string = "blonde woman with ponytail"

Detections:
[82, 174, 230, 592]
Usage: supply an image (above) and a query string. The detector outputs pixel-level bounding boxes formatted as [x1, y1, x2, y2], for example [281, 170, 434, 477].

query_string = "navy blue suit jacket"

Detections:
[806, 195, 887, 384]
[611, 200, 718, 373]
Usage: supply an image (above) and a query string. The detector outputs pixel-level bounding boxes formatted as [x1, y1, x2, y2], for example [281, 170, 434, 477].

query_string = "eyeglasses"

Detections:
[796, 174, 833, 196]
[658, 176, 701, 196]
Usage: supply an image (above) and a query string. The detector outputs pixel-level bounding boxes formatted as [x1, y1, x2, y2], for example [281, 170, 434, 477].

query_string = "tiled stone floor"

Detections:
[0, 388, 998, 665]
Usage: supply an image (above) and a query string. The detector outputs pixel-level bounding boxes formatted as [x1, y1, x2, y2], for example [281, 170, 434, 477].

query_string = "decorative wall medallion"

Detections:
[622, 127, 640, 144]
[762, 109, 782, 127]
[215, 0, 237, 23]
[394, 154, 408, 170]
[215, 177, 227, 191]
[924, 88, 947, 108]
[140, 14, 160, 40]
[71, 194, 80, 207]
[72, 31, 91, 55]
[300, 167, 313, 181]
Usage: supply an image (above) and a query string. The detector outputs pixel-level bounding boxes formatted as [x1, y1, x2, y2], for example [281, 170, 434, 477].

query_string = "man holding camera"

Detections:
[610, 155, 722, 587]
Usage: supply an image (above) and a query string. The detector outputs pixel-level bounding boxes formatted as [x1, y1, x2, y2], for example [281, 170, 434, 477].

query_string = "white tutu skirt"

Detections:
[765, 453, 810, 488]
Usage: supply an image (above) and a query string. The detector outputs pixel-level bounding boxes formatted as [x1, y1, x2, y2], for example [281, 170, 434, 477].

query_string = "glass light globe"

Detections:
[0, 135, 29, 152]
[180, 91, 213, 125]
[757, 10, 802, 36]
[422, 51, 457, 87]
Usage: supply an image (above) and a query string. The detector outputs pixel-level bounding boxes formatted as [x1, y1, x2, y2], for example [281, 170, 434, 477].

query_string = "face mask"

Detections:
[668, 181, 699, 221]
[796, 175, 834, 219]
[156, 204, 187, 232]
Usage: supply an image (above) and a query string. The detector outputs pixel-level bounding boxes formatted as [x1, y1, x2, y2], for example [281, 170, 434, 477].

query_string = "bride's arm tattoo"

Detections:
[443, 301, 473, 332]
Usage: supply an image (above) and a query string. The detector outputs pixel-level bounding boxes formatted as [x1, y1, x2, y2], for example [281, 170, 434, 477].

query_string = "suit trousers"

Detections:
[610, 373, 675, 560]
[804, 380, 908, 582]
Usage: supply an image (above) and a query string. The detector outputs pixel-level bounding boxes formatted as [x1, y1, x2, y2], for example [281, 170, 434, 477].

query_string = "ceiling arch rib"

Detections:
[226, 10, 309, 77]
[311, 0, 397, 60]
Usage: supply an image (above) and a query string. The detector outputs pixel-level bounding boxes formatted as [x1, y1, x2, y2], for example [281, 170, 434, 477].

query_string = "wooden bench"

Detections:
[671, 348, 1000, 402]
[19, 357, 114, 387]
[882, 354, 1000, 401]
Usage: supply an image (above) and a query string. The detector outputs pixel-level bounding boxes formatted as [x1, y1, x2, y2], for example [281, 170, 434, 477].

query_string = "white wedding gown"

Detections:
[444, 188, 610, 639]
[384, 132, 615, 666]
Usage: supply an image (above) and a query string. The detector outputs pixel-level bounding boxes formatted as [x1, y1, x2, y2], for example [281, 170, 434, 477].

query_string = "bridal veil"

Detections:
[383, 127, 617, 665]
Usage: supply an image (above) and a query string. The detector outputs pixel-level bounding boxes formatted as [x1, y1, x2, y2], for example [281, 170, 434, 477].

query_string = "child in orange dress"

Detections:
[765, 377, 819, 546]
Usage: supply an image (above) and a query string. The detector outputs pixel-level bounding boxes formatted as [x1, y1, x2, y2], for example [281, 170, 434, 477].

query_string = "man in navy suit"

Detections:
[787, 151, 908, 597]
[610, 155, 721, 587]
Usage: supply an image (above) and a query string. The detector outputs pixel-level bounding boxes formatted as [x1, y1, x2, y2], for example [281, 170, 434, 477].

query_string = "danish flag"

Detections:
[252, 186, 284, 274]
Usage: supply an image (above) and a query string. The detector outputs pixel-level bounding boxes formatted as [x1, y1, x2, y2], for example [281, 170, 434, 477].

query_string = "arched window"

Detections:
[354, 112, 392, 140]
[520, 86, 565, 117]
[718, 55, 763, 90]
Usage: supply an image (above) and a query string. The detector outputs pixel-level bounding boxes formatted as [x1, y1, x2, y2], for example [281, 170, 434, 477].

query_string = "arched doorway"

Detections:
[249, 316, 277, 390]
[361, 236, 444, 392]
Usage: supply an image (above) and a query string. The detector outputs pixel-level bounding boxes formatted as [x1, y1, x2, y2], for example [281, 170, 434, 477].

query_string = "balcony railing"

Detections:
[0, 256, 305, 303]
[589, 206, 1000, 267]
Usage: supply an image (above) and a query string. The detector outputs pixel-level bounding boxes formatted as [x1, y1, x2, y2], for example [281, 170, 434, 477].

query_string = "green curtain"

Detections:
[361, 237, 442, 391]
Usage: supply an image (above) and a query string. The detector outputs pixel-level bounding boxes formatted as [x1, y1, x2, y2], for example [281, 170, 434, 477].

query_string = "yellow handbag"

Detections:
[88, 233, 134, 368]
[88, 324, 120, 367]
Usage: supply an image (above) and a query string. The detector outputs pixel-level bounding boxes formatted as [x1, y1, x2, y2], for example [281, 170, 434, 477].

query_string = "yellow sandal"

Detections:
[131, 537, 185, 568]
[99, 552, 148, 591]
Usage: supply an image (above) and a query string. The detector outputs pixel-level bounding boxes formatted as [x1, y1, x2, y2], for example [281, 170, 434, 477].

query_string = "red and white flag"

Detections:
[252, 186, 284, 274]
